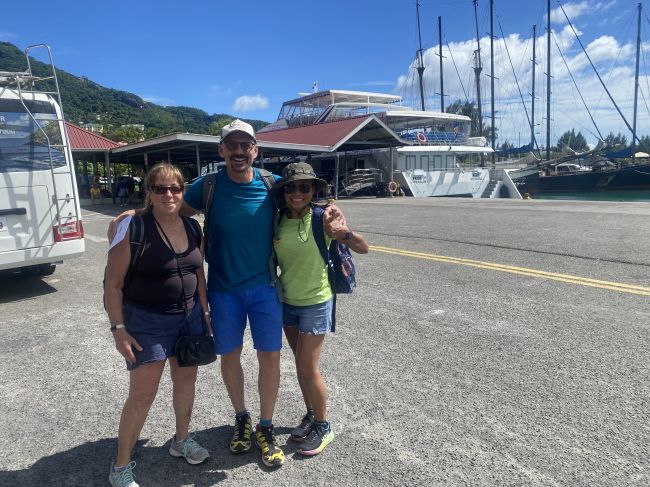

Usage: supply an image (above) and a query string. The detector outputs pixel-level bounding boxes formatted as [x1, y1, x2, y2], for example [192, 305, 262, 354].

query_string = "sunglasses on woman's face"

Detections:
[284, 182, 312, 194]
[150, 185, 183, 195]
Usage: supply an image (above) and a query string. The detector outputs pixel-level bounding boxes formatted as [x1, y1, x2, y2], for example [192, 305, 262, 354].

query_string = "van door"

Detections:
[0, 100, 60, 253]
[0, 184, 54, 252]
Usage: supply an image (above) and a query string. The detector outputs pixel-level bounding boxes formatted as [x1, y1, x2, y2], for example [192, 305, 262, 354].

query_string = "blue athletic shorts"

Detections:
[123, 302, 207, 371]
[208, 283, 282, 354]
[283, 299, 333, 335]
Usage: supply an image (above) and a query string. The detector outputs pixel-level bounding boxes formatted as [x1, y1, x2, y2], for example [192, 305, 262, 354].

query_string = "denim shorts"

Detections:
[283, 299, 333, 335]
[123, 302, 207, 371]
[208, 283, 282, 355]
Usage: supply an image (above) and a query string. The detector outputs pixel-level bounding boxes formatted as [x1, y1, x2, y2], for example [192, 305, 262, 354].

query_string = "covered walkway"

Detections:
[67, 114, 408, 199]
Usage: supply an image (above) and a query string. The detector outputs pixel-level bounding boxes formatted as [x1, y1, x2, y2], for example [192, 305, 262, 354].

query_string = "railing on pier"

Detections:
[340, 168, 384, 196]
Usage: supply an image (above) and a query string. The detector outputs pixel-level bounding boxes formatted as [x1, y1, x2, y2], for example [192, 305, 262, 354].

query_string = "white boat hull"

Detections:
[393, 168, 490, 197]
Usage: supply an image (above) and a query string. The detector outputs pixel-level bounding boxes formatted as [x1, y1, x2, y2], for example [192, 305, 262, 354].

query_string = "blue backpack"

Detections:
[311, 206, 356, 294]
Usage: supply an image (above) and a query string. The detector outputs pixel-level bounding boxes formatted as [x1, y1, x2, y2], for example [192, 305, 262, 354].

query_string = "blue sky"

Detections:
[2, 0, 647, 147]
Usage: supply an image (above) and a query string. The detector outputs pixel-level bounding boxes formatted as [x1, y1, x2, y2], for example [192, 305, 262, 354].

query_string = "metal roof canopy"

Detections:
[109, 132, 223, 167]
[255, 115, 408, 157]
[102, 115, 409, 179]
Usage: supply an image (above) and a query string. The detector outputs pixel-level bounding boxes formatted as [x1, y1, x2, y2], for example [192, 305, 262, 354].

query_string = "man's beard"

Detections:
[228, 157, 252, 172]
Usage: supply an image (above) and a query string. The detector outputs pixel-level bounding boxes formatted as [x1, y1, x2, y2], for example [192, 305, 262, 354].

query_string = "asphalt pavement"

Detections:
[0, 197, 648, 486]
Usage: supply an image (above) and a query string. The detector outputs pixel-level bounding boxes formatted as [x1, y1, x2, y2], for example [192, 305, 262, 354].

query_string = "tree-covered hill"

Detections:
[0, 42, 268, 141]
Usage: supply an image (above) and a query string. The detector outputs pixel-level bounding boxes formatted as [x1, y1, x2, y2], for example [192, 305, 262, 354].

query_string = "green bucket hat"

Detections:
[275, 162, 329, 193]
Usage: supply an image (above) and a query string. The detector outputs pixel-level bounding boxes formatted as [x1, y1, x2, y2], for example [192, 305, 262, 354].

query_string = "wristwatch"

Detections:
[342, 231, 353, 241]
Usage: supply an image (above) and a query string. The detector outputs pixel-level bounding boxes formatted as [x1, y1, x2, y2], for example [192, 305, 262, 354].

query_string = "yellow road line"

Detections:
[369, 245, 650, 296]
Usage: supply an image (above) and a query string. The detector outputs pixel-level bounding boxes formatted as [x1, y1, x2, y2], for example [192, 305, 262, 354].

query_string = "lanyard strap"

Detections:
[152, 216, 211, 336]
[152, 216, 187, 311]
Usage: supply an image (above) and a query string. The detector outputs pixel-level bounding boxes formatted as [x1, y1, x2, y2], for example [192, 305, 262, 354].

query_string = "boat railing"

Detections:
[400, 131, 472, 146]
[340, 168, 384, 196]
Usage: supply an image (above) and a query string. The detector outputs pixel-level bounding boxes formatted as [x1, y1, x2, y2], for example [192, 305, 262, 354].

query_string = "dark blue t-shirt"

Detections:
[184, 168, 279, 292]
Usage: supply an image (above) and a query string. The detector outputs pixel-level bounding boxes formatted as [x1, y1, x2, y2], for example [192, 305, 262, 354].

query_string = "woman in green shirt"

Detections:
[273, 162, 368, 456]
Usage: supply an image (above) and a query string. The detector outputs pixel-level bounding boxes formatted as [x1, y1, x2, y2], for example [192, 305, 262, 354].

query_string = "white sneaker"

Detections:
[169, 434, 210, 465]
[109, 461, 139, 487]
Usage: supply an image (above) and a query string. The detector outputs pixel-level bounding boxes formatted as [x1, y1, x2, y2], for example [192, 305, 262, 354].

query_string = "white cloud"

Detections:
[549, 1, 616, 25]
[550, 1, 593, 24]
[232, 94, 269, 112]
[394, 23, 647, 148]
[0, 31, 17, 40]
[141, 95, 175, 106]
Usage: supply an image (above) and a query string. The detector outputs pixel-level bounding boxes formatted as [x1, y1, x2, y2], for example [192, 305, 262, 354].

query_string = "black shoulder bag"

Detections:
[153, 216, 216, 367]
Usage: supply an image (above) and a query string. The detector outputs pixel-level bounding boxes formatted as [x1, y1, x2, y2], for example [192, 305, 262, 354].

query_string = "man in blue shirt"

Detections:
[182, 120, 285, 468]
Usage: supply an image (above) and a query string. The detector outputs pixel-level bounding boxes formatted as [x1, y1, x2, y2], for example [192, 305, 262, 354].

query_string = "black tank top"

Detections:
[124, 213, 203, 313]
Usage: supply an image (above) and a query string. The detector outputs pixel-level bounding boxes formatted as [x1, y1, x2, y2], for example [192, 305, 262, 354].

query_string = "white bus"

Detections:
[0, 45, 84, 277]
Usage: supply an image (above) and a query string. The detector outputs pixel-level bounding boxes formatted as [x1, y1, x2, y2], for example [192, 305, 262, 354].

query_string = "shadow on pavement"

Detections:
[0, 425, 304, 486]
[0, 437, 227, 487]
[0, 274, 58, 304]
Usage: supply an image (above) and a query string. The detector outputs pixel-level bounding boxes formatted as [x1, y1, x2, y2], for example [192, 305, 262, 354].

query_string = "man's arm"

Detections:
[107, 201, 199, 241]
[107, 209, 139, 241]
[179, 200, 199, 217]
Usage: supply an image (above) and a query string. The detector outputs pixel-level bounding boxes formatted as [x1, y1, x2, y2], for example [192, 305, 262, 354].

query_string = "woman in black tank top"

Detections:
[104, 163, 212, 483]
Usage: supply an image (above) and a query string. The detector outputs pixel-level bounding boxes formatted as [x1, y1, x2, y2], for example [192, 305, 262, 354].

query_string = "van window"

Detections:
[0, 110, 65, 173]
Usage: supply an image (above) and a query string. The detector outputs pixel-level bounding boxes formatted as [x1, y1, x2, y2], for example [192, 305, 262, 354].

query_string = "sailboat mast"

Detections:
[416, 1, 426, 111]
[546, 0, 551, 161]
[632, 2, 642, 161]
[531, 25, 536, 152]
[490, 0, 495, 166]
[473, 0, 484, 165]
[438, 16, 445, 112]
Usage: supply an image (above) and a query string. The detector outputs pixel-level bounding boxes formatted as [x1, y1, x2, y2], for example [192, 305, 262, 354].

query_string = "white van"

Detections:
[0, 45, 84, 276]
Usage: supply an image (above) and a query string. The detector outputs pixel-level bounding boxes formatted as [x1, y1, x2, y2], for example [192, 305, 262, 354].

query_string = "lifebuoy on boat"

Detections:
[387, 180, 398, 193]
[416, 132, 427, 143]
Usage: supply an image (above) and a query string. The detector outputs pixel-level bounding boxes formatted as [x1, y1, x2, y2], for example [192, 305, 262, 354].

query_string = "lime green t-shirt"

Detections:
[274, 210, 333, 306]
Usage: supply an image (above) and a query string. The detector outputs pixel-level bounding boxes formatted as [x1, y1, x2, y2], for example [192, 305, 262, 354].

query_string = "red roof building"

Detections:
[65, 121, 121, 151]
[256, 115, 405, 153]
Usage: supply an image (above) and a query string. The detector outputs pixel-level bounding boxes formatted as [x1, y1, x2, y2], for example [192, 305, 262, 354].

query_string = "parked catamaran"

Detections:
[259, 89, 521, 198]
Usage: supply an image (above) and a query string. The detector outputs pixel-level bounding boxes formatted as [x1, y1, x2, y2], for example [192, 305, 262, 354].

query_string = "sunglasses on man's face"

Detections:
[150, 185, 183, 195]
[284, 182, 312, 194]
[222, 139, 256, 152]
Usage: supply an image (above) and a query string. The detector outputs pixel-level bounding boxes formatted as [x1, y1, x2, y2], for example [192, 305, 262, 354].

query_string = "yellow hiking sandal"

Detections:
[229, 414, 252, 454]
[254, 425, 285, 468]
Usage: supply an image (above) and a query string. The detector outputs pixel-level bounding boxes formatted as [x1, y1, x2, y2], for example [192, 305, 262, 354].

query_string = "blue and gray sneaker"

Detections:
[298, 421, 334, 456]
[109, 461, 139, 487]
[169, 434, 210, 465]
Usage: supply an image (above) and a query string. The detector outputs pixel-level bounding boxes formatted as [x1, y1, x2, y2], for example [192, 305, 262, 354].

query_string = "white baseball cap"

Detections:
[221, 119, 256, 141]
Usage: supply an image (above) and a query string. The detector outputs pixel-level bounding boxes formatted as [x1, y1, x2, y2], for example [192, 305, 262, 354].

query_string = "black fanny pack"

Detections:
[175, 332, 216, 367]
